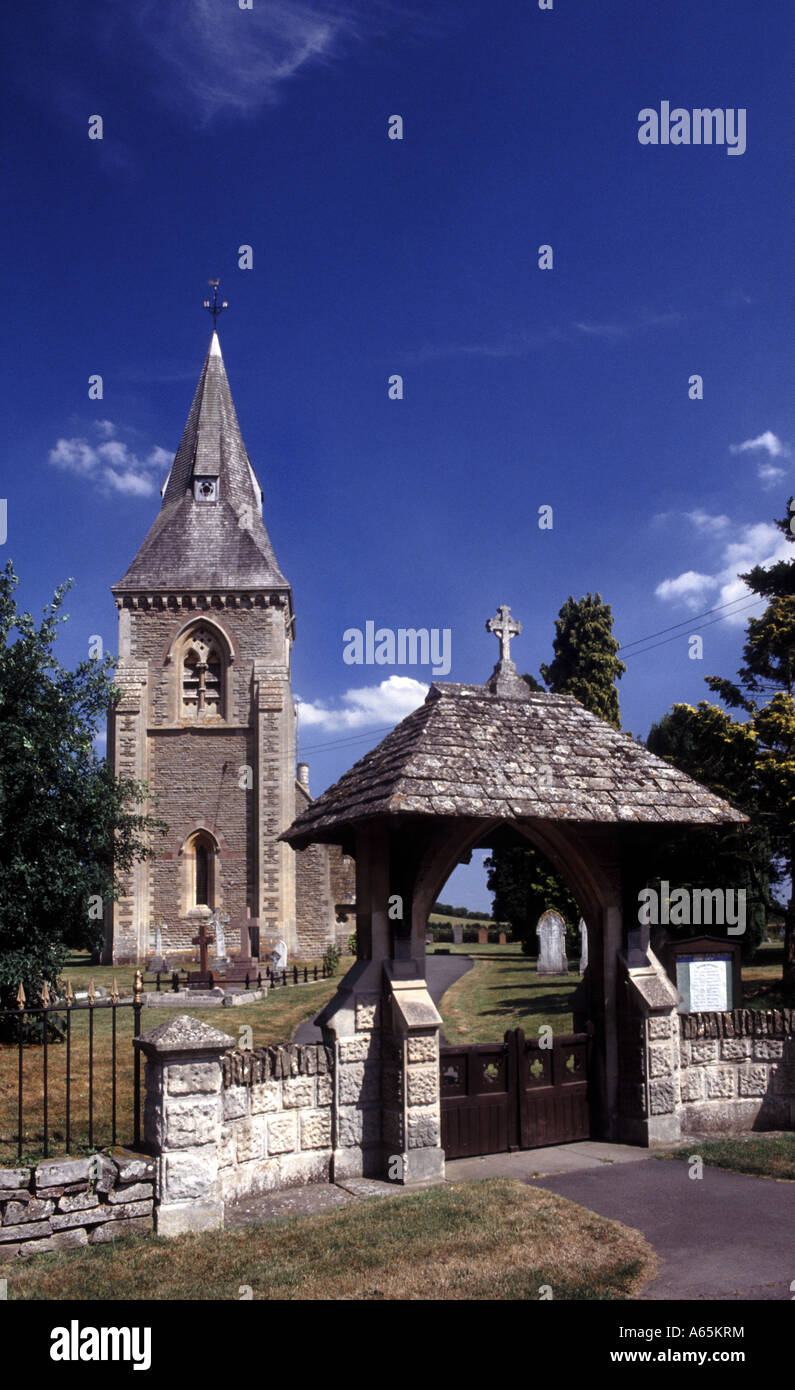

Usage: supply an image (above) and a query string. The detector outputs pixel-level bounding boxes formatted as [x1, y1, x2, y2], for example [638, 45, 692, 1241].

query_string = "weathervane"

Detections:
[203, 279, 228, 328]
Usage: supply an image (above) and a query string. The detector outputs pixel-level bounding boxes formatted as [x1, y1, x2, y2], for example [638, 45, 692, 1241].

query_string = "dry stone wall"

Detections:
[0, 1150, 155, 1261]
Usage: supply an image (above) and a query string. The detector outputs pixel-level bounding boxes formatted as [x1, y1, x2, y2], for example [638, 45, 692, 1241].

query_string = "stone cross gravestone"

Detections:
[578, 918, 588, 975]
[536, 910, 568, 975]
[187, 916, 215, 988]
[224, 907, 261, 983]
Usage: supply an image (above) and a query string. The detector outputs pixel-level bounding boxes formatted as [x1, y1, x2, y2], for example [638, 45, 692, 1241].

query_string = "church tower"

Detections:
[105, 326, 299, 963]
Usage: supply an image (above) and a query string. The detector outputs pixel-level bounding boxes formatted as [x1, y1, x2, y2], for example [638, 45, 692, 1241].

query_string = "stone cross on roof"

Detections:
[487, 606, 521, 663]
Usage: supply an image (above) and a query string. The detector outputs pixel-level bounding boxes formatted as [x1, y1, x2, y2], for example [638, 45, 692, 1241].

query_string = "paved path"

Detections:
[291, 951, 472, 1044]
[499, 1149, 794, 1301]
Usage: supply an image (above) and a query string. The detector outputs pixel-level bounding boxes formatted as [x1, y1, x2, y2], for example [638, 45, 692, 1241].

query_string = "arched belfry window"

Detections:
[180, 627, 225, 719]
[184, 830, 217, 910]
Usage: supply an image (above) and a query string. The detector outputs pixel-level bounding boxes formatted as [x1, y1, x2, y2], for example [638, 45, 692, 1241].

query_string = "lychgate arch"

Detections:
[282, 613, 745, 1184]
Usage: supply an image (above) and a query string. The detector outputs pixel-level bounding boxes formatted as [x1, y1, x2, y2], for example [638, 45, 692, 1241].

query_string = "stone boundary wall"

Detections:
[679, 1009, 795, 1135]
[218, 1044, 335, 1202]
[0, 1150, 155, 1262]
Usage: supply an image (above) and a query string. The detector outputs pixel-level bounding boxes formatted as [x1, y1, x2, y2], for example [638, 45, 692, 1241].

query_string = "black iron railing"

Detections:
[0, 974, 144, 1162]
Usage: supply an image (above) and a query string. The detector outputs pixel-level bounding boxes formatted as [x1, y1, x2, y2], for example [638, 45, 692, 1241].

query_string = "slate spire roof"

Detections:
[282, 680, 747, 846]
[113, 332, 290, 594]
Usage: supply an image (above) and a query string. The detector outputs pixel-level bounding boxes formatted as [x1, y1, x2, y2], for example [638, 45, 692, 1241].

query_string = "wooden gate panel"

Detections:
[441, 1028, 591, 1159]
[439, 1043, 512, 1159]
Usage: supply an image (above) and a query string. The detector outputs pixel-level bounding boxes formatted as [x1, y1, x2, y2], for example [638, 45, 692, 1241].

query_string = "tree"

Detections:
[645, 703, 769, 959]
[648, 501, 795, 998]
[0, 562, 164, 1009]
[540, 593, 626, 729]
[704, 505, 795, 998]
[485, 845, 579, 955]
[487, 594, 624, 945]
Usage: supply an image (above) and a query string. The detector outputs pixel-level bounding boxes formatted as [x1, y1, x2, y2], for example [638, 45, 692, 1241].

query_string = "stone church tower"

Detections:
[105, 329, 348, 965]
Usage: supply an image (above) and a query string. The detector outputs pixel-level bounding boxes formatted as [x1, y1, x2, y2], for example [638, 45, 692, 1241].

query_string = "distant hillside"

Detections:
[432, 902, 493, 920]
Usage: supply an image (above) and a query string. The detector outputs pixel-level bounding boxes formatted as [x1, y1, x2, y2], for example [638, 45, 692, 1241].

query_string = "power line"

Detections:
[622, 596, 765, 660]
[299, 592, 770, 753]
[300, 724, 396, 756]
[619, 591, 765, 653]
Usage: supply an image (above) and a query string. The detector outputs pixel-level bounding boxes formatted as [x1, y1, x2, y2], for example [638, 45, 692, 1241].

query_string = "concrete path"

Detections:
[225, 1176, 427, 1229]
[506, 1149, 794, 1301]
[291, 951, 473, 1044]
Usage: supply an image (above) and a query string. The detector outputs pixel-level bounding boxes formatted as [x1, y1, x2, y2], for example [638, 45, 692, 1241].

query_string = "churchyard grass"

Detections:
[656, 1133, 795, 1182]
[6, 1179, 656, 1300]
[436, 944, 578, 1042]
[740, 941, 787, 1008]
[0, 959, 353, 1164]
[434, 939, 787, 1041]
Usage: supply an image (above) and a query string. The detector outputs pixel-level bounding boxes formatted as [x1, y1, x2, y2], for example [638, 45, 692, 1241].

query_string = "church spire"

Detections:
[113, 317, 290, 597]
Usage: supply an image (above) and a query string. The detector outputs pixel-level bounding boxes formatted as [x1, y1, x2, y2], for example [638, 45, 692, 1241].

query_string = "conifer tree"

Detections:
[540, 593, 626, 728]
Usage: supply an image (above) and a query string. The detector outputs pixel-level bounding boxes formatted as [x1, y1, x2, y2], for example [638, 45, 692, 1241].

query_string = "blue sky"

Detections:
[3, 1, 792, 909]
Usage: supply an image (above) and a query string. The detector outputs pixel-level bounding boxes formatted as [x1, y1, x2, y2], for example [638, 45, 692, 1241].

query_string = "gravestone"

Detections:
[224, 907, 261, 983]
[578, 919, 588, 975]
[271, 940, 288, 972]
[187, 916, 215, 989]
[536, 910, 568, 975]
[212, 909, 230, 971]
[452, 924, 464, 945]
[477, 926, 488, 945]
[147, 921, 168, 974]
[498, 931, 507, 945]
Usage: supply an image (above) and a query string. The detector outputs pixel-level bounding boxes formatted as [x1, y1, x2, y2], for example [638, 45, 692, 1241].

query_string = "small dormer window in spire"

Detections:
[195, 477, 218, 502]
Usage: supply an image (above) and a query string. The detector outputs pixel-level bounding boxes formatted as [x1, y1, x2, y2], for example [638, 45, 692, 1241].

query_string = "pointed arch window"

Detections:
[184, 830, 217, 910]
[181, 628, 224, 718]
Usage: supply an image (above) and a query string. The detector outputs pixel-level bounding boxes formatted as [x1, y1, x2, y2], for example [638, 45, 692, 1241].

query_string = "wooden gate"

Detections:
[440, 1028, 591, 1160]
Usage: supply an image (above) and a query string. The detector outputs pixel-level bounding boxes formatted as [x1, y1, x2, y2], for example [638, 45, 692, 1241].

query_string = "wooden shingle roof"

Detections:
[282, 681, 747, 845]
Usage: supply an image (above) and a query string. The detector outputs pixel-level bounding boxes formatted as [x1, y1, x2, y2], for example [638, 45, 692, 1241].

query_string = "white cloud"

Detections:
[129, 0, 395, 122]
[94, 420, 117, 439]
[757, 462, 786, 487]
[655, 520, 790, 621]
[296, 675, 428, 733]
[414, 309, 684, 363]
[655, 571, 718, 608]
[730, 430, 787, 458]
[729, 430, 790, 484]
[573, 321, 628, 339]
[685, 509, 731, 535]
[48, 431, 171, 498]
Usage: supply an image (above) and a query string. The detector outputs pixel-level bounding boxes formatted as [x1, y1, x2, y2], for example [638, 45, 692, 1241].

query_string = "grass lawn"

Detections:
[0, 961, 352, 1165]
[657, 1133, 795, 1182]
[6, 1179, 656, 1301]
[740, 941, 788, 1009]
[435, 943, 579, 1043]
